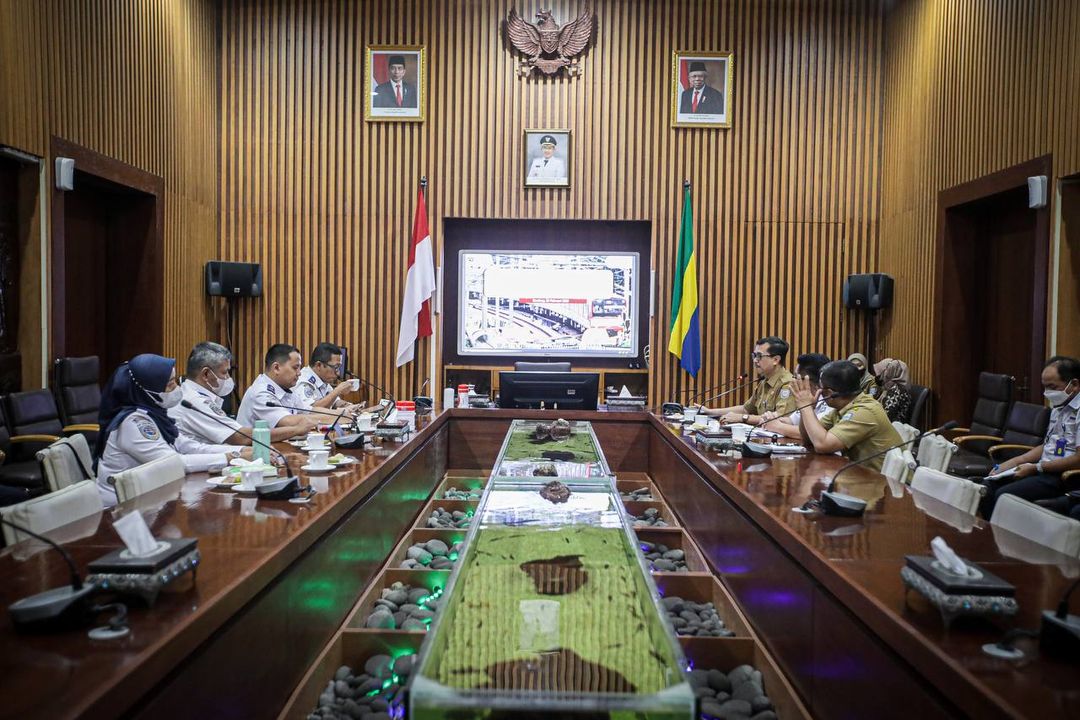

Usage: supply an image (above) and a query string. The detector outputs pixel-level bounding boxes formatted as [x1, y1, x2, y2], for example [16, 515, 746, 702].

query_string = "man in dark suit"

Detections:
[679, 61, 723, 115]
[373, 55, 417, 109]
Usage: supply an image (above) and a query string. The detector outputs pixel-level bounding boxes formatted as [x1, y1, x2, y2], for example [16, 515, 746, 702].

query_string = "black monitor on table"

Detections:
[498, 371, 599, 410]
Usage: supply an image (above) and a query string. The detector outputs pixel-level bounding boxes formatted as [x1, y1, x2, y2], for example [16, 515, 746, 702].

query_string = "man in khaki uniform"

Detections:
[793, 360, 901, 472]
[702, 336, 797, 424]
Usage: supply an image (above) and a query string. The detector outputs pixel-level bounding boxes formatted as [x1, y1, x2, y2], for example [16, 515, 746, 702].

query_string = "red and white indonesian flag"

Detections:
[395, 186, 436, 366]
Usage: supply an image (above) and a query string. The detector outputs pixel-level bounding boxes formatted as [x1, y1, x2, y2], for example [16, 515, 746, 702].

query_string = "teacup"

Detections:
[683, 406, 699, 424]
[355, 413, 374, 431]
[305, 432, 325, 449]
[309, 449, 330, 470]
[350, 378, 361, 392]
[239, 467, 263, 491]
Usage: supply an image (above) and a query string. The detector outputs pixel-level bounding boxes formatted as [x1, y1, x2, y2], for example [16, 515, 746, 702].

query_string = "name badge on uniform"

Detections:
[1054, 437, 1068, 457]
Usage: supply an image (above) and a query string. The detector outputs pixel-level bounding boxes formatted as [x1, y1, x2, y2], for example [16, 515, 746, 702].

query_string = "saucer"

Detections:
[300, 463, 333, 472]
[206, 477, 241, 489]
[328, 456, 358, 466]
[301, 444, 331, 452]
[230, 484, 260, 493]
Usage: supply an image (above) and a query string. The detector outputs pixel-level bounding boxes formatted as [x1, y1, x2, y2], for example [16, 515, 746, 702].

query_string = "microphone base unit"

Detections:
[819, 490, 867, 516]
[1039, 610, 1080, 661]
[8, 582, 100, 633]
[87, 538, 199, 607]
[413, 395, 434, 413]
[661, 402, 683, 417]
[334, 431, 372, 450]
[740, 440, 774, 459]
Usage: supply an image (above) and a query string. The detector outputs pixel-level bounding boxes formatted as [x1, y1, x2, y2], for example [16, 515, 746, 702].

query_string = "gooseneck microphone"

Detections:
[695, 376, 760, 409]
[828, 420, 959, 487]
[180, 400, 298, 480]
[651, 373, 750, 414]
[345, 372, 396, 420]
[1, 516, 99, 631]
[267, 402, 371, 450]
[685, 373, 752, 407]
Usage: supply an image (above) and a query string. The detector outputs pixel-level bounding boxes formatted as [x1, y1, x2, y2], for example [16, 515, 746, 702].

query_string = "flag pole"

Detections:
[421, 176, 438, 404]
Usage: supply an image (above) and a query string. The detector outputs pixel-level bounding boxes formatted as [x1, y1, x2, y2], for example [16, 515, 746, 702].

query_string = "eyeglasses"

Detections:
[750, 352, 776, 361]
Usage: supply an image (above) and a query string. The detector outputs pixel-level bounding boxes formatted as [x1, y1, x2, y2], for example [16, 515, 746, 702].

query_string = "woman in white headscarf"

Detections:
[847, 353, 878, 396]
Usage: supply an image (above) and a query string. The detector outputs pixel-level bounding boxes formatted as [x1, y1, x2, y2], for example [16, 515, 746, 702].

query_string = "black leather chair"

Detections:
[4, 390, 66, 461]
[947, 372, 1014, 438]
[53, 356, 101, 445]
[907, 384, 930, 431]
[514, 362, 571, 372]
[948, 400, 1050, 477]
[0, 403, 53, 496]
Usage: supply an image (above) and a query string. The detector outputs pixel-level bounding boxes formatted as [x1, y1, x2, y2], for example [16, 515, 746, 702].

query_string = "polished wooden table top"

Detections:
[0, 412, 447, 720]
[650, 415, 1080, 719]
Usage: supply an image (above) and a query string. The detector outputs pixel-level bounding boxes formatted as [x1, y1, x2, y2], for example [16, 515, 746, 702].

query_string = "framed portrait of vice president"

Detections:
[365, 45, 426, 122]
[671, 51, 733, 128]
[524, 129, 571, 188]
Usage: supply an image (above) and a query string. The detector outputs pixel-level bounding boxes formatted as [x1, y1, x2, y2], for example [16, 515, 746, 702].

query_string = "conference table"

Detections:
[0, 408, 1075, 719]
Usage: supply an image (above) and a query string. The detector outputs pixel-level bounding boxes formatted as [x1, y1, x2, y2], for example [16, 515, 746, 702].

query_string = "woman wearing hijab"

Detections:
[873, 357, 912, 423]
[846, 353, 879, 396]
[94, 354, 251, 506]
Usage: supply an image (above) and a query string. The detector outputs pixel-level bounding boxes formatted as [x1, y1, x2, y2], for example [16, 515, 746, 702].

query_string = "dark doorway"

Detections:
[0, 156, 22, 392]
[933, 156, 1051, 425]
[51, 138, 164, 384]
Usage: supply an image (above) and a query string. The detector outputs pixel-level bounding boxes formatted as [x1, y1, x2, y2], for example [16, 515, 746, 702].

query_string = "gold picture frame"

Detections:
[671, 51, 733, 129]
[523, 128, 571, 188]
[365, 45, 426, 122]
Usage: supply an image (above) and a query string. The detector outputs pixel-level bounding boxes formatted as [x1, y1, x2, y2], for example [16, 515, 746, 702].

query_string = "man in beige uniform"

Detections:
[702, 336, 797, 424]
[794, 360, 901, 472]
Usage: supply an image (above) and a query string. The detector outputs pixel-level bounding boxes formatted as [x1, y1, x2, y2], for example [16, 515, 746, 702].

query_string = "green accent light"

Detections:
[448, 552, 459, 561]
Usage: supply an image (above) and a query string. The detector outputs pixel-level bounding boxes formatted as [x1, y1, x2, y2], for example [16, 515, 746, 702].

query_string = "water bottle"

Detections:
[252, 420, 272, 465]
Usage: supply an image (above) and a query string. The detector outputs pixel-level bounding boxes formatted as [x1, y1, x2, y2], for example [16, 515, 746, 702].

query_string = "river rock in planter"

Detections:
[685, 662, 773, 720]
[632, 507, 671, 527]
[442, 486, 482, 500]
[309, 652, 420, 720]
[424, 538, 449, 556]
[364, 582, 442, 631]
[620, 486, 654, 501]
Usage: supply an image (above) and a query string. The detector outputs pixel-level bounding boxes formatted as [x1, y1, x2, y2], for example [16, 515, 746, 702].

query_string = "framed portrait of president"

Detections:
[671, 51, 733, 128]
[523, 129, 571, 188]
[365, 45, 425, 122]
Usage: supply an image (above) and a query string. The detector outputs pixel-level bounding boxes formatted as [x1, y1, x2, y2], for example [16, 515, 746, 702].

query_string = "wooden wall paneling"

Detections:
[0, 0, 219, 387]
[219, 0, 884, 404]
[880, 0, 1080, 389]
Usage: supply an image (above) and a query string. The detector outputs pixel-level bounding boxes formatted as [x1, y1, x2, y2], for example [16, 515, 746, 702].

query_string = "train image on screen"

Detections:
[458, 251, 638, 358]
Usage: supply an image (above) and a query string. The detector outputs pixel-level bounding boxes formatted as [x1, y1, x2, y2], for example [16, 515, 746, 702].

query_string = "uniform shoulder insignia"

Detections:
[779, 388, 791, 398]
[842, 412, 855, 421]
[301, 385, 315, 400]
[208, 401, 226, 417]
[265, 383, 275, 394]
[133, 415, 160, 440]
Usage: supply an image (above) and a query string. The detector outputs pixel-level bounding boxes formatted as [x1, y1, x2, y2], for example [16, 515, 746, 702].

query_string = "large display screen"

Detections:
[458, 250, 639, 358]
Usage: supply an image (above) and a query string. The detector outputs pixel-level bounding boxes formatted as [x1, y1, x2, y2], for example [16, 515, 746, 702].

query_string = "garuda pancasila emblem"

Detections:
[505, 4, 595, 77]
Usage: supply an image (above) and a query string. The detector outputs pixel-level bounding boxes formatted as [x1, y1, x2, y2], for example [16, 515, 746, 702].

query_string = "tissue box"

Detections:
[87, 538, 200, 606]
[903, 555, 1014, 596]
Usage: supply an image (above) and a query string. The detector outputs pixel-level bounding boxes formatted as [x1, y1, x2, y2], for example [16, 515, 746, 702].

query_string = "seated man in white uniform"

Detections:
[237, 343, 344, 429]
[170, 341, 318, 446]
[759, 352, 832, 439]
[93, 353, 251, 507]
[295, 342, 361, 411]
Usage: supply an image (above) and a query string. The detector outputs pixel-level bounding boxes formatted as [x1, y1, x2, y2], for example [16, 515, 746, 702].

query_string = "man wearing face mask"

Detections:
[793, 360, 901, 472]
[171, 342, 318, 445]
[980, 356, 1080, 518]
[93, 354, 252, 507]
[295, 342, 362, 410]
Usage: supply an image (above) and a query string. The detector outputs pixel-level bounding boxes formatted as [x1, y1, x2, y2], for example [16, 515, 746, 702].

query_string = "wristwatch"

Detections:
[1036, 460, 1045, 473]
[742, 414, 749, 423]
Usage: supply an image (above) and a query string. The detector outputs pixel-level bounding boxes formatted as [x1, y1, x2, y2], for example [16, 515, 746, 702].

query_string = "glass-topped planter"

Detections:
[492, 419, 611, 483]
[409, 420, 694, 719]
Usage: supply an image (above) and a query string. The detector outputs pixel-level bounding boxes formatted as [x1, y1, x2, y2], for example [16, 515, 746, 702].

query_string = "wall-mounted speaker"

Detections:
[843, 273, 894, 310]
[55, 157, 75, 191]
[1028, 175, 1048, 209]
[205, 261, 263, 297]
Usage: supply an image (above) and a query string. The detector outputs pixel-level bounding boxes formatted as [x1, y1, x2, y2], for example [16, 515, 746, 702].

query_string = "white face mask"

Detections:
[152, 386, 184, 409]
[207, 370, 235, 397]
[1044, 381, 1076, 407]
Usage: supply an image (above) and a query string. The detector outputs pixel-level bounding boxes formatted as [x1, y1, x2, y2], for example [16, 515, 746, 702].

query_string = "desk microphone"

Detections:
[180, 400, 298, 480]
[812, 420, 959, 516]
[694, 376, 760, 409]
[652, 373, 750, 415]
[1, 516, 100, 631]
[345, 372, 396, 421]
[267, 402, 371, 450]
[739, 394, 834, 458]
[1041, 577, 1080, 660]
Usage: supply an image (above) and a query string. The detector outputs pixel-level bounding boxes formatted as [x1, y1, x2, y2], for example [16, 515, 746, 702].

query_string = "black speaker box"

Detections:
[843, 273, 893, 310]
[206, 261, 263, 298]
